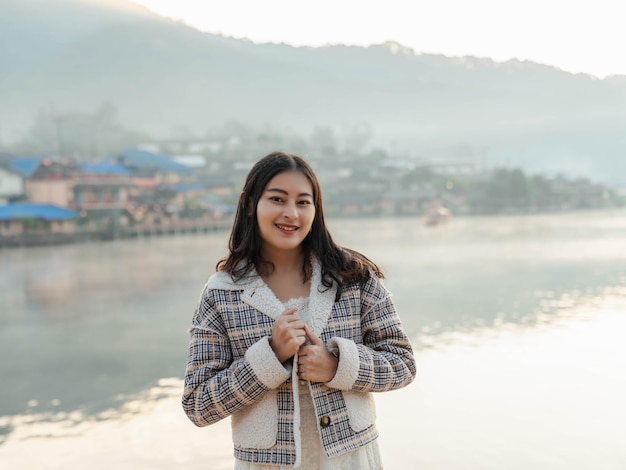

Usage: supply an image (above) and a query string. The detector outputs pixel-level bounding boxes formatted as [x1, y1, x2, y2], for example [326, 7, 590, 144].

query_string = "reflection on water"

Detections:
[335, 211, 626, 344]
[377, 299, 626, 470]
[2, 287, 625, 469]
[1, 209, 626, 468]
[417, 283, 626, 349]
[0, 377, 235, 469]
[0, 234, 228, 417]
[0, 378, 182, 445]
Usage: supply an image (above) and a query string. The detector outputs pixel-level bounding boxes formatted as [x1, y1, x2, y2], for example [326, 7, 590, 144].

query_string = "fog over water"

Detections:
[1, 210, 626, 469]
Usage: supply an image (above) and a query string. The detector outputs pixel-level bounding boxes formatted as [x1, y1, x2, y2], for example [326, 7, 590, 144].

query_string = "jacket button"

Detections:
[320, 416, 331, 428]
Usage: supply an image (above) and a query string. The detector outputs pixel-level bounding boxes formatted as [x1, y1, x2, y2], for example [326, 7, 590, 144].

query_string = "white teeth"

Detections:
[276, 224, 297, 231]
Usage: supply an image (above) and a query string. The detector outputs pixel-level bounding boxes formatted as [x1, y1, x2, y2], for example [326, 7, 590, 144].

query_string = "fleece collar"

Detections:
[206, 257, 337, 336]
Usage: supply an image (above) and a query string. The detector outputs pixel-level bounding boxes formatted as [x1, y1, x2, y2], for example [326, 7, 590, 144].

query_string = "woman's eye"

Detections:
[270, 196, 283, 202]
[298, 200, 311, 205]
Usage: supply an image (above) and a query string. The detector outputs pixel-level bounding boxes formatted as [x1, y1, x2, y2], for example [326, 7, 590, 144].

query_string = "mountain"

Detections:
[0, 0, 153, 70]
[1, 0, 626, 186]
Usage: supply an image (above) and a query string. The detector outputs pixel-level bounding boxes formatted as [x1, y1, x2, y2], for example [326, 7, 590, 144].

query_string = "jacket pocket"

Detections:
[343, 390, 376, 432]
[231, 389, 278, 449]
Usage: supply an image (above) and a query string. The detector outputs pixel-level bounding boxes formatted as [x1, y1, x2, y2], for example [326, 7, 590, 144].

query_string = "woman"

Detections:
[182, 151, 416, 469]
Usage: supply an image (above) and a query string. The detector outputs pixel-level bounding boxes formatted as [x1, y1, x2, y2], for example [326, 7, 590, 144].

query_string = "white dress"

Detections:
[234, 297, 383, 470]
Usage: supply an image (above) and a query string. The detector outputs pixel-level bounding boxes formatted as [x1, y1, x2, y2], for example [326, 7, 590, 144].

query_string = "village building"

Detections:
[0, 203, 79, 245]
[1, 147, 238, 245]
[0, 163, 25, 203]
[10, 158, 79, 208]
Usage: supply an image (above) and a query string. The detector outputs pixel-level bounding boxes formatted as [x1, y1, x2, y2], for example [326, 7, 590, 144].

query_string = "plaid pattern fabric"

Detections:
[182, 265, 416, 466]
[183, 287, 275, 426]
[234, 381, 298, 466]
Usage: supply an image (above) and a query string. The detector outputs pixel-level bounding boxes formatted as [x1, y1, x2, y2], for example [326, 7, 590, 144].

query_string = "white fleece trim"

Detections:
[242, 278, 293, 321]
[206, 259, 337, 328]
[245, 337, 290, 389]
[306, 258, 337, 336]
[205, 269, 258, 290]
[231, 389, 278, 448]
[292, 352, 302, 468]
[343, 391, 376, 432]
[325, 337, 360, 390]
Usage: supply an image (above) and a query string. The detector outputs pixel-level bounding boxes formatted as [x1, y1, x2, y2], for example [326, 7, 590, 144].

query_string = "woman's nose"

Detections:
[283, 202, 298, 219]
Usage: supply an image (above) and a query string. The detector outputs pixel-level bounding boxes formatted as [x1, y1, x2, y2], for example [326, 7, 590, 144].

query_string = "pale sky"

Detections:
[132, 0, 625, 79]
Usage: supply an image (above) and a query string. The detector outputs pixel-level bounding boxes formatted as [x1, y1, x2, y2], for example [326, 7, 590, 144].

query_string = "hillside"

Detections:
[1, 0, 625, 186]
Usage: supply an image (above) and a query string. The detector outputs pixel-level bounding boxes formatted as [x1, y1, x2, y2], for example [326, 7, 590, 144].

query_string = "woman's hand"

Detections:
[269, 307, 307, 363]
[297, 325, 338, 383]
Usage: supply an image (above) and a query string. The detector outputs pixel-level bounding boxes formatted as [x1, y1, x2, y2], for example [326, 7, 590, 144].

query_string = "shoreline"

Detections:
[0, 219, 233, 249]
[3, 206, 625, 250]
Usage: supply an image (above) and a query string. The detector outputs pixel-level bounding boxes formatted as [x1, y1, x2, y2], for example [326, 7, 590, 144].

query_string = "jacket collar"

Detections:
[206, 257, 337, 336]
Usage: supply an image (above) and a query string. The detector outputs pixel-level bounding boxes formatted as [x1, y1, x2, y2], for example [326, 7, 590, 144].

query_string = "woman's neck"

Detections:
[260, 248, 305, 276]
[259, 250, 311, 302]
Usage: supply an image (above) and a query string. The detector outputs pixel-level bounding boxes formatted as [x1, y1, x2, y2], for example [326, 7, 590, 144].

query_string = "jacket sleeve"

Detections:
[182, 284, 290, 427]
[325, 275, 416, 392]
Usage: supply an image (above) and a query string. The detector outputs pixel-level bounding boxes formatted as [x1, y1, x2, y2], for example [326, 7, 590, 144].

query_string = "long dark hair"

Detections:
[217, 151, 383, 293]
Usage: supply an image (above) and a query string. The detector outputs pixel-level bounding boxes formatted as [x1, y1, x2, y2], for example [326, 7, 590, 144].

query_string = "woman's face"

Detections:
[255, 170, 315, 257]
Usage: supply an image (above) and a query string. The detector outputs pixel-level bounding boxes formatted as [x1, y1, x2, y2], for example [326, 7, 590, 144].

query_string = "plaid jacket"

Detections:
[182, 259, 416, 467]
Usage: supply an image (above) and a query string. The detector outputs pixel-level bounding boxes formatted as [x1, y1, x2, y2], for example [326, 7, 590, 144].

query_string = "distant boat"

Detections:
[423, 204, 452, 226]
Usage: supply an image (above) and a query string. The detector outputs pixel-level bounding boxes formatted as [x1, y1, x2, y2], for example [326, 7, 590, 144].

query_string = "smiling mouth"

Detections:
[275, 224, 298, 231]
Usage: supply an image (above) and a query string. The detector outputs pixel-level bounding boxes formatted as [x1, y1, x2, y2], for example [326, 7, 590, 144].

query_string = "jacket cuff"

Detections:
[325, 337, 359, 390]
[245, 336, 291, 389]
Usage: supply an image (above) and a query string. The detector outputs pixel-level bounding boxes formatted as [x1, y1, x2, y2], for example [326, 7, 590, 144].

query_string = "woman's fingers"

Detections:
[282, 306, 298, 316]
[303, 324, 323, 345]
[275, 318, 305, 336]
[270, 308, 308, 362]
[297, 341, 339, 382]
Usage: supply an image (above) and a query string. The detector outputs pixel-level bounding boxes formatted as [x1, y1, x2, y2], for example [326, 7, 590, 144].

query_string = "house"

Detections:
[172, 155, 207, 169]
[101, 149, 235, 226]
[4, 149, 228, 234]
[73, 162, 134, 212]
[0, 164, 25, 202]
[104, 148, 193, 184]
[8, 157, 43, 179]
[100, 149, 196, 224]
[10, 157, 79, 208]
[382, 187, 436, 215]
[0, 203, 79, 237]
[8, 157, 136, 230]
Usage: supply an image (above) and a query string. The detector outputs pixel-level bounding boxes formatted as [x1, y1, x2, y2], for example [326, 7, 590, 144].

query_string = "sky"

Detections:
[132, 0, 625, 79]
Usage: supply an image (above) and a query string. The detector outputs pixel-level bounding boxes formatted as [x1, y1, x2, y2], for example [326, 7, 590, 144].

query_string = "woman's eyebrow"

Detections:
[266, 188, 313, 198]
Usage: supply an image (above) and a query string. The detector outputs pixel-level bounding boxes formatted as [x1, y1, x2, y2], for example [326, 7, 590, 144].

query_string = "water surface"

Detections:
[1, 210, 625, 468]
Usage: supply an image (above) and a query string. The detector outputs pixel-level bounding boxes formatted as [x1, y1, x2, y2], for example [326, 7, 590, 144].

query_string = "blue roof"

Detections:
[0, 203, 79, 221]
[162, 183, 207, 192]
[9, 157, 42, 178]
[105, 149, 193, 174]
[77, 162, 133, 175]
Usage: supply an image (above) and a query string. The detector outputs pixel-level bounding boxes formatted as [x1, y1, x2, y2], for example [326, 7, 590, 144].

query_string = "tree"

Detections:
[308, 126, 339, 159]
[9, 102, 148, 160]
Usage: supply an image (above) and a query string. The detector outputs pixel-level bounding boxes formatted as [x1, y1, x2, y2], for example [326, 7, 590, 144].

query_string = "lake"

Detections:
[1, 209, 625, 469]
